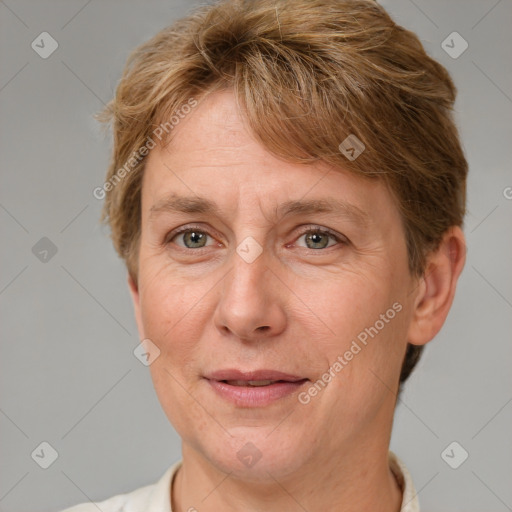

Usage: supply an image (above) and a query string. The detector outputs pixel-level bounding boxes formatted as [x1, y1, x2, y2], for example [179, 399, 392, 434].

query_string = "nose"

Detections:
[213, 247, 287, 342]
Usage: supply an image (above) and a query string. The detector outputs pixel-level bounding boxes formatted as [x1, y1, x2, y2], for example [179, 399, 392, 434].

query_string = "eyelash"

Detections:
[165, 224, 347, 250]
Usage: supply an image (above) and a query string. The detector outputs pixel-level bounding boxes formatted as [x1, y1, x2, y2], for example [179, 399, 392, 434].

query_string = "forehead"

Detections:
[142, 90, 399, 227]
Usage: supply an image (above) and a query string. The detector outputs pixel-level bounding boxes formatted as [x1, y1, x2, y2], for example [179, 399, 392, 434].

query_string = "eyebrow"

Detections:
[149, 193, 370, 226]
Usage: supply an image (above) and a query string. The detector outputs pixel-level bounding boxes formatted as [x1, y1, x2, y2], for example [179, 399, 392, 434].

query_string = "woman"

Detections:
[63, 0, 467, 510]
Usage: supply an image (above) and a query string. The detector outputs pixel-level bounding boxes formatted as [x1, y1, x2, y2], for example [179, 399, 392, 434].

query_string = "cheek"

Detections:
[137, 265, 215, 439]
[313, 271, 409, 404]
[317, 270, 398, 346]
[137, 262, 209, 364]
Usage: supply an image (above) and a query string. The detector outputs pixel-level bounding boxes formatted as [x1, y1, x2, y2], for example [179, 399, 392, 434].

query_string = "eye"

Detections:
[167, 227, 215, 249]
[295, 228, 343, 250]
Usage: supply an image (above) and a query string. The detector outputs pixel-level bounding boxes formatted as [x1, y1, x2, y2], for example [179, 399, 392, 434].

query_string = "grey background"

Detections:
[0, 0, 511, 511]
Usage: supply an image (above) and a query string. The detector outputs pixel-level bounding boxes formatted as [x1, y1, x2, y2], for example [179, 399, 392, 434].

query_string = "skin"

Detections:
[128, 89, 466, 512]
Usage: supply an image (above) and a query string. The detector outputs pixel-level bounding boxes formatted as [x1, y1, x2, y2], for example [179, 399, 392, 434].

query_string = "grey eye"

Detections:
[176, 230, 210, 248]
[298, 230, 338, 250]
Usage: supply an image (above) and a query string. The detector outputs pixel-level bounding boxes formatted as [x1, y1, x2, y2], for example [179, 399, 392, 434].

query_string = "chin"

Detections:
[199, 425, 316, 482]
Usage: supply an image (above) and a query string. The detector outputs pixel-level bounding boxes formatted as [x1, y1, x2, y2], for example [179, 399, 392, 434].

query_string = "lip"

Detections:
[205, 369, 306, 382]
[204, 369, 309, 407]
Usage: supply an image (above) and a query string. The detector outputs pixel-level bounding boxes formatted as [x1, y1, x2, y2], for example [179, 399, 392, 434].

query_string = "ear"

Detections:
[128, 273, 145, 340]
[407, 226, 466, 346]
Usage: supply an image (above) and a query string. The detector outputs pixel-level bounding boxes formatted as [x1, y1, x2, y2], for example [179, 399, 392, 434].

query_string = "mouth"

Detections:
[222, 379, 299, 387]
[204, 369, 309, 407]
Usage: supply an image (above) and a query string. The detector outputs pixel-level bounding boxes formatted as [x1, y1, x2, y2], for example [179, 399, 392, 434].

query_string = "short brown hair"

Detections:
[97, 0, 468, 385]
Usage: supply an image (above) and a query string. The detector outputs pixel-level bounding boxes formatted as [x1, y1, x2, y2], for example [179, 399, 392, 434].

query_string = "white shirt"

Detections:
[60, 451, 419, 511]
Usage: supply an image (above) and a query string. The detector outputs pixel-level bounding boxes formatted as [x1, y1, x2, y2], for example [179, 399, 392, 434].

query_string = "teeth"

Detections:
[225, 380, 277, 387]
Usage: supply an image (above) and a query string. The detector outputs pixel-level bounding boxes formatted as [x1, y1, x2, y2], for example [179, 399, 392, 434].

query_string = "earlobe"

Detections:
[407, 226, 466, 346]
[128, 273, 145, 340]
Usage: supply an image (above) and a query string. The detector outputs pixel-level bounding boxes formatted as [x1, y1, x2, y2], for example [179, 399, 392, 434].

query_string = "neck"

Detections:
[171, 437, 402, 512]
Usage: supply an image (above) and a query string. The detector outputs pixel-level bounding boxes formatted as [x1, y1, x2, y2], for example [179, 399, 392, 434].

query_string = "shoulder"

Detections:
[59, 481, 156, 512]
[58, 462, 181, 512]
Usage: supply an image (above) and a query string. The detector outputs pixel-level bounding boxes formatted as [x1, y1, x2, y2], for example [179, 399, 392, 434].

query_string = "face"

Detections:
[130, 89, 421, 481]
